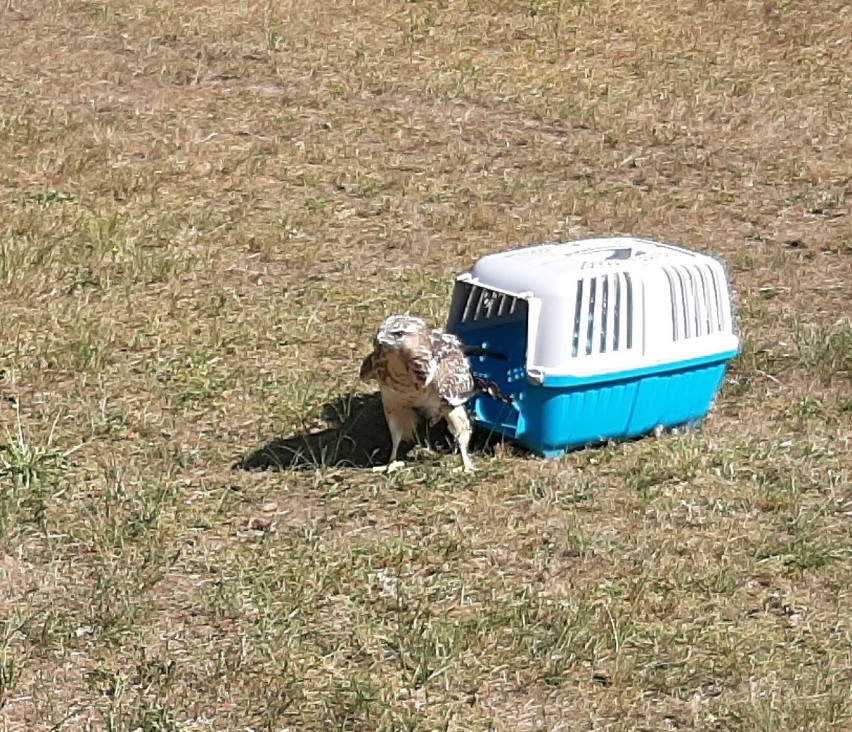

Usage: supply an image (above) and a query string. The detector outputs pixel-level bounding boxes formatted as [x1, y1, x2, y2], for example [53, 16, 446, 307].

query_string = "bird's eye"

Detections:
[390, 330, 404, 338]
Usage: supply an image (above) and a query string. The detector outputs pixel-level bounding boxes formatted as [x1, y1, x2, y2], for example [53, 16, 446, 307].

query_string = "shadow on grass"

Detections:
[234, 392, 513, 471]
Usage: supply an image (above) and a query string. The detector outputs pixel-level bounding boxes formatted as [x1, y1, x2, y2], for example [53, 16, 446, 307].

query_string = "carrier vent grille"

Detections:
[663, 263, 726, 341]
[571, 273, 635, 357]
[459, 284, 523, 323]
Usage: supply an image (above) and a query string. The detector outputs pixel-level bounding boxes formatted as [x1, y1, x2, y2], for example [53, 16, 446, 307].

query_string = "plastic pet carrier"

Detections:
[446, 236, 739, 458]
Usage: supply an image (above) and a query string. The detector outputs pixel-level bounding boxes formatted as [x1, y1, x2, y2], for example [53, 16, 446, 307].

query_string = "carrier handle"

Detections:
[605, 247, 634, 260]
[577, 246, 640, 263]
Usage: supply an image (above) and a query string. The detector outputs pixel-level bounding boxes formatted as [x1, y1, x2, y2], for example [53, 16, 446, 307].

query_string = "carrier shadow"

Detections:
[235, 392, 512, 472]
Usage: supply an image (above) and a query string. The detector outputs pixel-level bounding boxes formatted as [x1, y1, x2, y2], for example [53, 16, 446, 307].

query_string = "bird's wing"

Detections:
[429, 330, 463, 360]
[430, 331, 476, 407]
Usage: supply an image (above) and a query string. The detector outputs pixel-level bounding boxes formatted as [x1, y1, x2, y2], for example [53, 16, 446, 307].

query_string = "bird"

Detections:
[359, 315, 513, 473]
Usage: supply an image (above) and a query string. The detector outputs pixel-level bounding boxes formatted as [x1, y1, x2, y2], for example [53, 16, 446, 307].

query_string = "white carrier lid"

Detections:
[455, 236, 740, 381]
[467, 237, 701, 296]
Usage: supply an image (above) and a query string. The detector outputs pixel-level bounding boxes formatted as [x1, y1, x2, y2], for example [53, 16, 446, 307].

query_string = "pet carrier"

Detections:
[446, 236, 739, 457]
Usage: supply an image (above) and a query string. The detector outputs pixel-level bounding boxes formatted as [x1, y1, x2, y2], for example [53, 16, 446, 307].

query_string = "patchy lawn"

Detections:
[0, 0, 850, 729]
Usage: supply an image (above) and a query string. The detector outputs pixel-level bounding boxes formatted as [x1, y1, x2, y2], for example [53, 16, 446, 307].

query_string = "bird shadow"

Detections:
[234, 391, 514, 472]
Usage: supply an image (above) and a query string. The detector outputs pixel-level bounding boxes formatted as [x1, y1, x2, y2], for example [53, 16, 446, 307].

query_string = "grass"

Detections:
[1, 0, 851, 729]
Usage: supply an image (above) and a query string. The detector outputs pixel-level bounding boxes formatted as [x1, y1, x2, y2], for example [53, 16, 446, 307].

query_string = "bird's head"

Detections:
[375, 315, 428, 349]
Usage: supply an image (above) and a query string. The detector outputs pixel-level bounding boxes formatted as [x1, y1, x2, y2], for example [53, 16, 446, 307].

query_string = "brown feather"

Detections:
[359, 351, 378, 381]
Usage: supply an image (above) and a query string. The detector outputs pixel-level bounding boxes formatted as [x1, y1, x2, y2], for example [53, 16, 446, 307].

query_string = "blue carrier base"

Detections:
[471, 350, 737, 459]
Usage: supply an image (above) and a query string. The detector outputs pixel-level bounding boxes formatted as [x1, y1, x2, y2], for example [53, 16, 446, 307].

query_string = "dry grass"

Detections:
[1, 0, 851, 729]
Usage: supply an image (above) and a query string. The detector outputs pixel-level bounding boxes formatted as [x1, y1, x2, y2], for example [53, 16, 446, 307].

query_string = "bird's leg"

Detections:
[375, 425, 405, 473]
[373, 406, 416, 473]
[446, 405, 475, 473]
[387, 428, 403, 469]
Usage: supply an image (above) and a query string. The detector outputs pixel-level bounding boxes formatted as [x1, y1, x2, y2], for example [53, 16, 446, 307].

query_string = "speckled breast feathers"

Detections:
[359, 315, 475, 416]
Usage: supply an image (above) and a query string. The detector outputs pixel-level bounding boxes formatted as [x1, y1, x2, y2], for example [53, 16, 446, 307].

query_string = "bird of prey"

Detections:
[359, 315, 512, 472]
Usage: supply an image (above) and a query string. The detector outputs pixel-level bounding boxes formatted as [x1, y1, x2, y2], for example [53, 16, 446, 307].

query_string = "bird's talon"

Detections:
[373, 460, 405, 474]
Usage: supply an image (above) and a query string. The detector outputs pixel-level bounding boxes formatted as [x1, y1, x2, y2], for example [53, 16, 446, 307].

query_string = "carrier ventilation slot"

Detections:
[693, 263, 714, 336]
[665, 263, 726, 341]
[460, 284, 520, 323]
[710, 266, 727, 332]
[571, 273, 634, 357]
[586, 277, 596, 355]
[572, 280, 583, 357]
[664, 265, 684, 341]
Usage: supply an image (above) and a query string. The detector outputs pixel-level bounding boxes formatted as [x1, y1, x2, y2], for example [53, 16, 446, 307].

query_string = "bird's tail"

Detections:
[473, 375, 514, 405]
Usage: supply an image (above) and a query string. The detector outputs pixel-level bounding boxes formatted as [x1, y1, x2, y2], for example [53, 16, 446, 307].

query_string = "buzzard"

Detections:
[359, 315, 512, 472]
